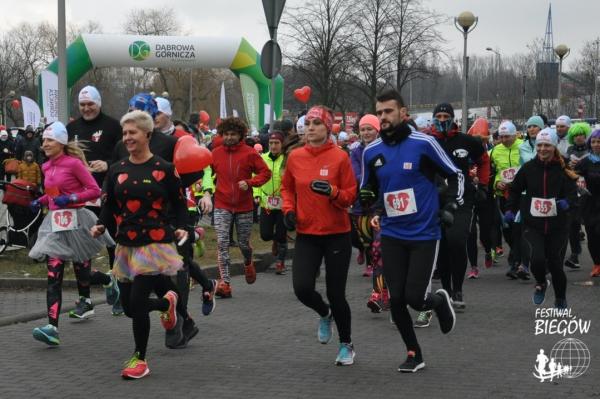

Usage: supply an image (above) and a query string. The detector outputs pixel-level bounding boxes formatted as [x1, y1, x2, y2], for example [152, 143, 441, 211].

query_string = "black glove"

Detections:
[439, 201, 458, 228]
[310, 180, 332, 196]
[359, 188, 376, 207]
[284, 211, 296, 231]
[475, 184, 488, 203]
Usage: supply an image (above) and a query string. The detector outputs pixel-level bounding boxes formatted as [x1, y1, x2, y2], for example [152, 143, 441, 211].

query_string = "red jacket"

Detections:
[282, 140, 356, 235]
[211, 142, 271, 212]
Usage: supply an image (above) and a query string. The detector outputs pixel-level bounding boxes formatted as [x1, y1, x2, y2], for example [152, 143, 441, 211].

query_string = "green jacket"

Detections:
[490, 139, 523, 196]
[253, 152, 285, 209]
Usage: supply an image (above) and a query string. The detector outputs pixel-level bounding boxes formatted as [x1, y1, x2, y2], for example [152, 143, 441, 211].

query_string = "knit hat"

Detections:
[535, 128, 558, 147]
[0, 130, 7, 138]
[498, 121, 517, 136]
[433, 103, 454, 118]
[42, 121, 69, 145]
[359, 114, 381, 132]
[567, 122, 592, 145]
[468, 118, 490, 137]
[526, 116, 544, 129]
[413, 116, 430, 131]
[78, 85, 101, 106]
[338, 132, 349, 142]
[155, 97, 172, 117]
[128, 93, 159, 118]
[555, 115, 572, 127]
[296, 116, 306, 135]
[269, 131, 285, 143]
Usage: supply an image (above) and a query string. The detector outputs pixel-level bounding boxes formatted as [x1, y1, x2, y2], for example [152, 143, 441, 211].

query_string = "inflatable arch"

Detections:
[39, 34, 283, 129]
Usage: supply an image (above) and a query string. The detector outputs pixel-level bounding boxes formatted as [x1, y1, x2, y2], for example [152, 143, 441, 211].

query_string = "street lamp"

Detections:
[555, 44, 570, 116]
[455, 11, 478, 133]
[486, 47, 501, 116]
[1, 90, 16, 126]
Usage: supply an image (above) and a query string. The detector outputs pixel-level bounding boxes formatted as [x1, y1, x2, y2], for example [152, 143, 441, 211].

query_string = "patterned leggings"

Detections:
[214, 209, 253, 282]
[46, 257, 91, 327]
[351, 215, 384, 291]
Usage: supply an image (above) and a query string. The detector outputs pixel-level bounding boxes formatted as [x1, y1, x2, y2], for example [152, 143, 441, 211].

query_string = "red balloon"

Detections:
[173, 135, 213, 174]
[332, 123, 341, 134]
[293, 86, 312, 104]
[199, 110, 210, 124]
[11, 99, 20, 110]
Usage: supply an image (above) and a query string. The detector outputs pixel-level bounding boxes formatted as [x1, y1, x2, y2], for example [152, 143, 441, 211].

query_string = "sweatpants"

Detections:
[292, 233, 352, 343]
[214, 209, 253, 282]
[46, 258, 91, 327]
[381, 236, 443, 354]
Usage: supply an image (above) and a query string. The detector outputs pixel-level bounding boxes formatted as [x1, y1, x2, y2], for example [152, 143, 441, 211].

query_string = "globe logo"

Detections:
[129, 41, 151, 61]
[533, 338, 591, 382]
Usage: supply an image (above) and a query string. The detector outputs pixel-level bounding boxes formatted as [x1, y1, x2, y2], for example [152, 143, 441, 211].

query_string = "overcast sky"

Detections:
[1, 0, 596, 69]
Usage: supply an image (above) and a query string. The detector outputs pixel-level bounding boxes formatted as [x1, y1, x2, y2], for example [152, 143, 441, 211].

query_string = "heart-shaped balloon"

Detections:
[173, 135, 213, 174]
[294, 86, 312, 104]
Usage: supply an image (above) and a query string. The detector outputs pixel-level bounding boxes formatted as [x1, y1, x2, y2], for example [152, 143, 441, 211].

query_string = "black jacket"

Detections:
[506, 157, 577, 234]
[575, 157, 600, 227]
[15, 134, 42, 163]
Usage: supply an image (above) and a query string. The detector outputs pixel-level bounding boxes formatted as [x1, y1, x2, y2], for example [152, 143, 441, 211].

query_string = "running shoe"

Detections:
[554, 298, 568, 309]
[121, 352, 150, 379]
[362, 264, 373, 277]
[318, 311, 333, 344]
[398, 350, 425, 373]
[484, 252, 493, 268]
[533, 281, 550, 305]
[591, 265, 600, 277]
[414, 311, 432, 328]
[103, 271, 120, 306]
[356, 251, 365, 265]
[69, 297, 94, 319]
[202, 279, 217, 315]
[517, 265, 531, 280]
[495, 247, 504, 257]
[215, 280, 232, 298]
[112, 300, 124, 316]
[32, 324, 60, 346]
[275, 261, 286, 275]
[165, 316, 185, 349]
[183, 317, 199, 342]
[452, 291, 466, 311]
[506, 264, 518, 280]
[434, 289, 456, 334]
[467, 267, 479, 279]
[244, 261, 257, 284]
[367, 291, 383, 313]
[335, 343, 355, 366]
[160, 291, 178, 330]
[564, 254, 581, 269]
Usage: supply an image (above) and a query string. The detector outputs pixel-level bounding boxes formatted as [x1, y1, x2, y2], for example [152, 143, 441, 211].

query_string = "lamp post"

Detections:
[486, 47, 501, 119]
[455, 11, 478, 133]
[1, 90, 16, 126]
[555, 44, 570, 116]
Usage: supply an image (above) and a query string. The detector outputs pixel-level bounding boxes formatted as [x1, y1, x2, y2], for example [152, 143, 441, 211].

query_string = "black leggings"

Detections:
[46, 258, 91, 327]
[118, 275, 179, 359]
[585, 224, 600, 264]
[467, 200, 493, 266]
[381, 236, 443, 354]
[522, 227, 568, 300]
[438, 204, 473, 296]
[292, 233, 352, 343]
[259, 208, 287, 262]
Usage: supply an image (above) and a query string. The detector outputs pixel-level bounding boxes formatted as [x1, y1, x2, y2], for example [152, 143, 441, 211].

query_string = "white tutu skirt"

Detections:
[29, 208, 115, 263]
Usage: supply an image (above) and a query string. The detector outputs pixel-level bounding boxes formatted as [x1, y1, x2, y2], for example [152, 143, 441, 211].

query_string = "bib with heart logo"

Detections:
[530, 197, 557, 218]
[384, 188, 417, 217]
[51, 209, 79, 232]
[501, 167, 520, 183]
[267, 195, 282, 210]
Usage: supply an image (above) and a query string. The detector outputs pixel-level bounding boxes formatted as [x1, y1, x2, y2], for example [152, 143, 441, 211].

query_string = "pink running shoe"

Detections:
[467, 267, 480, 279]
[367, 291, 383, 313]
[160, 291, 178, 330]
[362, 265, 373, 277]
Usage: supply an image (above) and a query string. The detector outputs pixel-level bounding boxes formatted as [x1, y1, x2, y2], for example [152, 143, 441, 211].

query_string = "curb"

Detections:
[0, 247, 293, 327]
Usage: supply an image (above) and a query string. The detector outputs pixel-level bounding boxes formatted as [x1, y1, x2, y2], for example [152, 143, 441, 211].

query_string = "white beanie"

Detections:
[42, 121, 69, 145]
[78, 85, 101, 107]
[498, 121, 517, 136]
[0, 130, 8, 138]
[338, 132, 349, 141]
[155, 97, 172, 117]
[555, 115, 572, 127]
[414, 116, 430, 130]
[296, 116, 306, 135]
[536, 128, 558, 147]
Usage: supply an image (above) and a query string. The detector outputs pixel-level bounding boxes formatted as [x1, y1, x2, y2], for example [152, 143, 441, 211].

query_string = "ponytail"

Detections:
[555, 148, 578, 180]
[64, 141, 88, 165]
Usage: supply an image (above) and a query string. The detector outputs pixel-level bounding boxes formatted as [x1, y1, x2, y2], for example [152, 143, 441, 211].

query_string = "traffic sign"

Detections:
[261, 40, 282, 79]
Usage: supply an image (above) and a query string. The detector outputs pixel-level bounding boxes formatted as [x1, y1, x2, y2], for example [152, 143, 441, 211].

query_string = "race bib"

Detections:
[267, 195, 282, 210]
[530, 197, 557, 218]
[51, 209, 78, 232]
[384, 188, 417, 217]
[501, 167, 520, 183]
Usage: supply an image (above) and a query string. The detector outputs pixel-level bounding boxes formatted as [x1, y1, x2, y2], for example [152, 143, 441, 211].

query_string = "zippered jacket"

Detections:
[253, 152, 285, 209]
[490, 139, 523, 196]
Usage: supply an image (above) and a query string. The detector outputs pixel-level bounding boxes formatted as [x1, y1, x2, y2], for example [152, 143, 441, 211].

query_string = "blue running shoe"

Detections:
[104, 272, 120, 306]
[202, 279, 217, 316]
[533, 280, 550, 305]
[555, 298, 568, 309]
[33, 324, 60, 346]
[335, 343, 355, 366]
[317, 311, 333, 344]
[112, 300, 124, 316]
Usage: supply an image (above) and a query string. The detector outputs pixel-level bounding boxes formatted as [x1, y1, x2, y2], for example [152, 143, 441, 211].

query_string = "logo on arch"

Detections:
[129, 41, 151, 61]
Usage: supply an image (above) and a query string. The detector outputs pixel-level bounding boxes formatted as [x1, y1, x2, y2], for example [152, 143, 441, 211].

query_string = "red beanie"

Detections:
[359, 114, 380, 132]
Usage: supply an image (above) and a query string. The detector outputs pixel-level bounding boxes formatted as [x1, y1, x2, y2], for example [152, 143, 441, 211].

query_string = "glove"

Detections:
[503, 210, 515, 224]
[557, 199, 569, 211]
[359, 188, 376, 207]
[475, 185, 488, 203]
[29, 199, 41, 213]
[53, 195, 71, 207]
[439, 201, 458, 228]
[284, 211, 296, 231]
[310, 180, 332, 196]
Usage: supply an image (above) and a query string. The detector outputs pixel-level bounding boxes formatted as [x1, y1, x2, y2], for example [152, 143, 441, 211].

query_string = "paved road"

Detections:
[0, 250, 599, 398]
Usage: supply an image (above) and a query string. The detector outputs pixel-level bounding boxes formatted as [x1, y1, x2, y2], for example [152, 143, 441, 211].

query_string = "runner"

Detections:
[360, 90, 461, 372]
[554, 115, 571, 157]
[30, 121, 115, 346]
[91, 110, 187, 379]
[504, 129, 577, 309]
[281, 105, 357, 366]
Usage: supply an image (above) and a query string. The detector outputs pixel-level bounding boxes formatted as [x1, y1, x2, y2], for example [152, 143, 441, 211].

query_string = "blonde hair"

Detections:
[120, 110, 154, 133]
[554, 148, 579, 180]
[64, 141, 88, 164]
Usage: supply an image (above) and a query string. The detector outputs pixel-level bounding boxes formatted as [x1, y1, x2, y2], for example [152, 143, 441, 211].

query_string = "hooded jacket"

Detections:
[253, 151, 285, 209]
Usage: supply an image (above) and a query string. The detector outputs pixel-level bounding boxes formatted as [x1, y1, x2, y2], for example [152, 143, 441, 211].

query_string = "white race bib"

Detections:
[501, 167, 520, 183]
[51, 209, 78, 232]
[384, 188, 417, 217]
[530, 197, 557, 218]
[267, 195, 282, 210]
